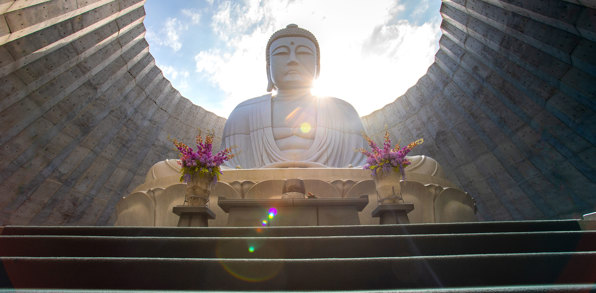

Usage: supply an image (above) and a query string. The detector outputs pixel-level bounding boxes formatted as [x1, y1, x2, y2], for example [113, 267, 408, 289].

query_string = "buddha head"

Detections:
[266, 24, 320, 92]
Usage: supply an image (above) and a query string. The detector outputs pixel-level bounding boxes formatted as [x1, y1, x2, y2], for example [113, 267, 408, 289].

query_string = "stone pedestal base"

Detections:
[218, 196, 368, 227]
[173, 206, 216, 227]
[372, 204, 414, 224]
[117, 163, 477, 226]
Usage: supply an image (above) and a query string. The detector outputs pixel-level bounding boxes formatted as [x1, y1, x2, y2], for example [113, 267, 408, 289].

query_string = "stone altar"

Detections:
[218, 195, 369, 227]
[115, 25, 477, 227]
[115, 156, 476, 226]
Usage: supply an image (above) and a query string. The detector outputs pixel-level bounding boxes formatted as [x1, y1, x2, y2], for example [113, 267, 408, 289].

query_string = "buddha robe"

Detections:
[221, 94, 368, 168]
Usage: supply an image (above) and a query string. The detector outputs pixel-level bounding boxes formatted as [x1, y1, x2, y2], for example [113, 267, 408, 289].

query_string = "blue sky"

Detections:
[144, 0, 442, 117]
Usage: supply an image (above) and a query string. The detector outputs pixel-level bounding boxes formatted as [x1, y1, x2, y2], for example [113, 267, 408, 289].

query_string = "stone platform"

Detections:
[218, 196, 368, 226]
[115, 158, 477, 227]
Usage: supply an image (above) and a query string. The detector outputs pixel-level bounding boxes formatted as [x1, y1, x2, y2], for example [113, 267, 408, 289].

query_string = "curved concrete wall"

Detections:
[363, 0, 596, 220]
[0, 0, 225, 225]
[0, 0, 594, 225]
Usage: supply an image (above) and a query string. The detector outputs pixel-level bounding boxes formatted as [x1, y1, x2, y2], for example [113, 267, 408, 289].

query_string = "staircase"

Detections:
[1, 220, 595, 292]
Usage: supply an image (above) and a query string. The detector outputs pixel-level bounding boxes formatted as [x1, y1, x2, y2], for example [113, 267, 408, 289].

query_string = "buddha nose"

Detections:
[287, 51, 298, 65]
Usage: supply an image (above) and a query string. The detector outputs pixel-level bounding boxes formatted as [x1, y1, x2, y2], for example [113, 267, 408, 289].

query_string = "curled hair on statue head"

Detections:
[265, 24, 320, 92]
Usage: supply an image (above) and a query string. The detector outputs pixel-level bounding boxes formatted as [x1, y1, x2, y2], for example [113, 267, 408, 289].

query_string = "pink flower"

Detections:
[171, 131, 235, 183]
[357, 131, 423, 179]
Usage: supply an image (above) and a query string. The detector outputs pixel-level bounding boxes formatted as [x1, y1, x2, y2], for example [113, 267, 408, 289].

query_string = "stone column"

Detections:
[173, 206, 216, 227]
[372, 204, 414, 224]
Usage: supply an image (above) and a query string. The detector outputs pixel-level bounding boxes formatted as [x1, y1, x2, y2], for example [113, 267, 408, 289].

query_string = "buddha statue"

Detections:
[221, 24, 368, 168]
[116, 24, 476, 227]
[138, 24, 448, 184]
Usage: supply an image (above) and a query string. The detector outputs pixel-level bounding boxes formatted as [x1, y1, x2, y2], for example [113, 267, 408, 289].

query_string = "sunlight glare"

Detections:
[310, 79, 330, 97]
[300, 122, 311, 134]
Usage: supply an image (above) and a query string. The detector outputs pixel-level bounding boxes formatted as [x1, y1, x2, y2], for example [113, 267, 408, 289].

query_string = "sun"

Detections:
[310, 79, 331, 97]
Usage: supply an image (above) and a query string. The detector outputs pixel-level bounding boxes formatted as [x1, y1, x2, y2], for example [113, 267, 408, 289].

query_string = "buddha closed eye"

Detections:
[269, 37, 318, 89]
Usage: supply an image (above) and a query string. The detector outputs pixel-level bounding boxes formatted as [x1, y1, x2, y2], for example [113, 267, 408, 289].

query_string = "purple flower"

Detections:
[172, 131, 235, 183]
[357, 131, 423, 179]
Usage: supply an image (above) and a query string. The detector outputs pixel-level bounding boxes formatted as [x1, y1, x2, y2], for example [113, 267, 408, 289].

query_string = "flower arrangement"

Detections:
[171, 131, 234, 183]
[358, 131, 423, 179]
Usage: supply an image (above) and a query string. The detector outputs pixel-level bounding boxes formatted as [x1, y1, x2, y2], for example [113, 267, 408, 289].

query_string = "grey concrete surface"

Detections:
[363, 0, 596, 222]
[0, 0, 225, 225]
[0, 0, 594, 225]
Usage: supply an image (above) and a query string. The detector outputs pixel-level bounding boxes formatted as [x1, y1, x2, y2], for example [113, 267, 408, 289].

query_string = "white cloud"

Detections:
[165, 18, 186, 51]
[160, 64, 180, 80]
[194, 0, 441, 117]
[146, 17, 187, 52]
[317, 18, 441, 115]
[194, 31, 270, 111]
[158, 63, 191, 93]
[182, 9, 201, 25]
[411, 0, 431, 19]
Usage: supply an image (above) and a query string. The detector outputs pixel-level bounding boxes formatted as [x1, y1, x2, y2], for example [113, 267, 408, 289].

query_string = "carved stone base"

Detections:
[372, 204, 415, 224]
[218, 196, 368, 226]
[116, 162, 477, 226]
[173, 206, 216, 227]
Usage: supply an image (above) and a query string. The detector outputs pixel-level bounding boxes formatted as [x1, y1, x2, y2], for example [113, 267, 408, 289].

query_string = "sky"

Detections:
[144, 0, 442, 118]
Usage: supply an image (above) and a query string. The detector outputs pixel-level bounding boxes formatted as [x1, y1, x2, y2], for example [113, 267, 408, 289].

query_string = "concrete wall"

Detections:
[363, 0, 596, 221]
[0, 0, 225, 225]
[0, 0, 594, 225]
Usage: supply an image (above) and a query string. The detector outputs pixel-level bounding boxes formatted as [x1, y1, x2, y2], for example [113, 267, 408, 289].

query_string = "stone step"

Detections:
[1, 231, 594, 258]
[1, 220, 594, 291]
[0, 284, 594, 293]
[1, 252, 595, 291]
[1, 219, 590, 237]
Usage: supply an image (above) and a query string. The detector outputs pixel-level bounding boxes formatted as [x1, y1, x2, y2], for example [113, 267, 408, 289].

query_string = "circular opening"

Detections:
[144, 0, 442, 117]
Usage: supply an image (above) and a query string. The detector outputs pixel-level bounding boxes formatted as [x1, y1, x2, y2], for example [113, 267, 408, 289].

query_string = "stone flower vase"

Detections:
[185, 175, 215, 206]
[374, 168, 406, 204]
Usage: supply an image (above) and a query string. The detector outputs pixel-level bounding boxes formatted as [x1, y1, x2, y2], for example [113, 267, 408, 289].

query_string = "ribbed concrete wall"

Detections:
[0, 0, 225, 225]
[0, 0, 594, 225]
[363, 0, 596, 221]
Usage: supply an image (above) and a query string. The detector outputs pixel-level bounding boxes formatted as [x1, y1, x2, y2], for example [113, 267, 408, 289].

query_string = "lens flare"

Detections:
[285, 107, 301, 120]
[217, 239, 283, 282]
[300, 122, 311, 133]
[268, 207, 278, 215]
[261, 220, 268, 226]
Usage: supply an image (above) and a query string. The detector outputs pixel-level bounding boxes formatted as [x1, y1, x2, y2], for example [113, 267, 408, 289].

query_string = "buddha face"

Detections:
[269, 36, 317, 90]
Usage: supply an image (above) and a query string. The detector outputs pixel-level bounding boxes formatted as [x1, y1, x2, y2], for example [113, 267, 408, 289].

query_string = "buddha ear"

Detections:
[266, 69, 275, 92]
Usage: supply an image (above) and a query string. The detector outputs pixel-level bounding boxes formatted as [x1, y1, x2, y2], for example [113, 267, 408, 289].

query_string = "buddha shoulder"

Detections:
[320, 96, 355, 108]
[223, 94, 271, 134]
[228, 94, 271, 118]
[320, 97, 360, 115]
[318, 96, 363, 130]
